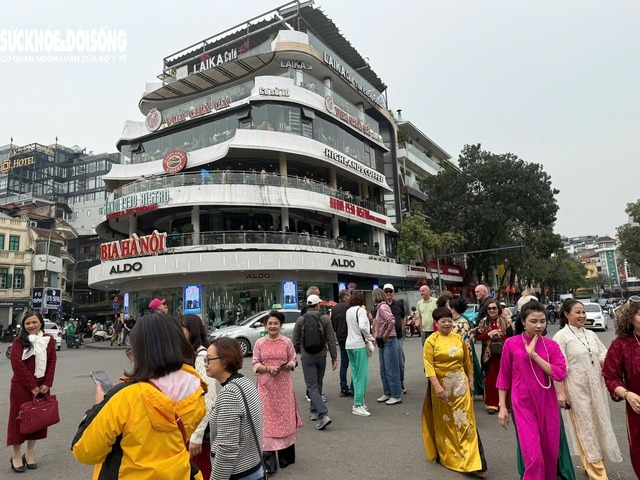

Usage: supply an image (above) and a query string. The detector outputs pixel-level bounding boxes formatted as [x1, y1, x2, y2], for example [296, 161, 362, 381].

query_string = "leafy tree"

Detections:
[396, 215, 464, 286]
[584, 273, 611, 290]
[618, 200, 640, 273]
[527, 251, 587, 298]
[419, 144, 560, 294]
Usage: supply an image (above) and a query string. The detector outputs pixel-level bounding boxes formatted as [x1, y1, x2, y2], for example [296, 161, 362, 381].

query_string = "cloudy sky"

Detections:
[0, 0, 637, 238]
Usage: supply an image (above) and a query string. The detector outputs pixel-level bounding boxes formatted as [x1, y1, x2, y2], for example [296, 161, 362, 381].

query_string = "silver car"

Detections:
[209, 309, 301, 356]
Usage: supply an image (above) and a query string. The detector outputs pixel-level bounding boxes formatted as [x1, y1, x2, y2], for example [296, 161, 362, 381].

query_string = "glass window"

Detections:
[0, 267, 9, 288]
[8, 235, 19, 251]
[13, 268, 24, 289]
[99, 207, 104, 215]
[0, 235, 4, 249]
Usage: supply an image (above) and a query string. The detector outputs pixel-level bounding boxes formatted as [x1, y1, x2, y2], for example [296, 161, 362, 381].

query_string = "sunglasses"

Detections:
[384, 290, 393, 293]
[204, 356, 220, 364]
[487, 306, 498, 310]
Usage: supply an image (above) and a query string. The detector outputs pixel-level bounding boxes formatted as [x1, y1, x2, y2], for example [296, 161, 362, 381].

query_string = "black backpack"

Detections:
[302, 313, 324, 354]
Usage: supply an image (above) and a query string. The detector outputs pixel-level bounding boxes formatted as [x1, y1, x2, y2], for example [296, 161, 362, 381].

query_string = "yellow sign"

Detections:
[1, 156, 35, 174]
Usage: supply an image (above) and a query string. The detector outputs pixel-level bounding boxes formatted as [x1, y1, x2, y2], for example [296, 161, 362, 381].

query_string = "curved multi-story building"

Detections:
[89, 2, 438, 319]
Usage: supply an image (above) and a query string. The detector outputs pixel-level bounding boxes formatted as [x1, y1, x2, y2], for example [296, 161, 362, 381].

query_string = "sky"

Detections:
[0, 0, 638, 238]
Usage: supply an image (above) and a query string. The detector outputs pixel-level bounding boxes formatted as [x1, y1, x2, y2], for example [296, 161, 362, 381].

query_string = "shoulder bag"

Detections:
[231, 381, 269, 480]
[18, 393, 60, 434]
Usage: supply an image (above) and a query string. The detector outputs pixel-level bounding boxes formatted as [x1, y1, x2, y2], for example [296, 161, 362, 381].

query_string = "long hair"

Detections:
[614, 301, 640, 338]
[372, 288, 386, 304]
[19, 311, 45, 350]
[178, 314, 209, 352]
[125, 313, 195, 381]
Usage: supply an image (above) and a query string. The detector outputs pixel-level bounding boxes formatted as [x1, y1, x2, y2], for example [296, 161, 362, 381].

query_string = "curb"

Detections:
[82, 343, 129, 351]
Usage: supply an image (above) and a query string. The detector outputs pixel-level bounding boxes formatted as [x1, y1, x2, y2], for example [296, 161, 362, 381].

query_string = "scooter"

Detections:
[404, 317, 420, 338]
[92, 323, 110, 342]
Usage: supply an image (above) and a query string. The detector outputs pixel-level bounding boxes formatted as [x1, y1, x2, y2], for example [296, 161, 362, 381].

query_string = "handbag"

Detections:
[230, 381, 269, 480]
[17, 394, 60, 434]
[489, 338, 504, 355]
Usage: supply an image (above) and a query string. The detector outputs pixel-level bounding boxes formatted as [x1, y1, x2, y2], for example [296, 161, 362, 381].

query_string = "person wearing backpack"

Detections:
[293, 294, 338, 431]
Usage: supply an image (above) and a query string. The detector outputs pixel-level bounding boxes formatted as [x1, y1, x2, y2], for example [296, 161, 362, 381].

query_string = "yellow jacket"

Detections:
[72, 364, 207, 480]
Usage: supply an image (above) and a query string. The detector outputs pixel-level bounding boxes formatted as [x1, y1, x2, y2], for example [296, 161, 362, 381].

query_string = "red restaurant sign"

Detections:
[329, 198, 386, 225]
[162, 150, 187, 174]
[100, 230, 167, 261]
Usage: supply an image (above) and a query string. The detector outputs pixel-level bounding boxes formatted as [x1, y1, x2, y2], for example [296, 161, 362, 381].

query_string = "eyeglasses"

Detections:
[204, 356, 220, 364]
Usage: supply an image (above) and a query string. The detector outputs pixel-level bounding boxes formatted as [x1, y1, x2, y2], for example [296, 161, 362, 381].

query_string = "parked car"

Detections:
[582, 302, 609, 331]
[209, 309, 301, 356]
[43, 321, 62, 351]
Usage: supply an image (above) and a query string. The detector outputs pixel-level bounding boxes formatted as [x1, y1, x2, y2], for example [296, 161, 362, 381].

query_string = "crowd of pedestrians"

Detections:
[5, 286, 640, 479]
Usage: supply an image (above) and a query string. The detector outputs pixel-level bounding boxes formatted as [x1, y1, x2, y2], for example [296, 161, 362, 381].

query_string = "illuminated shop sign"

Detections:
[323, 147, 385, 184]
[322, 52, 384, 108]
[280, 60, 312, 70]
[105, 190, 170, 215]
[282, 281, 298, 309]
[258, 86, 290, 97]
[329, 197, 387, 226]
[184, 285, 202, 315]
[100, 230, 167, 261]
[324, 96, 383, 143]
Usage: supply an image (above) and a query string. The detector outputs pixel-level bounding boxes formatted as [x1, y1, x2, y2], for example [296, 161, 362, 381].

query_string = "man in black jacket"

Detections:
[331, 289, 353, 397]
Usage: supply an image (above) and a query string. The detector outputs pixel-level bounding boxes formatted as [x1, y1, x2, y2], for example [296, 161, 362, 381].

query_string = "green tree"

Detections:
[396, 215, 464, 286]
[528, 251, 587, 296]
[618, 200, 640, 273]
[419, 144, 560, 292]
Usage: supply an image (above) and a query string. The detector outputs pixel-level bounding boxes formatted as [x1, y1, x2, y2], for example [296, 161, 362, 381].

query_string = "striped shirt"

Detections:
[210, 373, 263, 480]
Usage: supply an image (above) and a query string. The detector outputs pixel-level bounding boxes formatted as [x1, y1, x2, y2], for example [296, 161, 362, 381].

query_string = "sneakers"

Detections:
[385, 397, 402, 405]
[352, 405, 371, 417]
[305, 394, 310, 402]
[316, 415, 332, 430]
[402, 387, 407, 394]
[310, 412, 319, 421]
[376, 394, 390, 403]
[339, 389, 349, 397]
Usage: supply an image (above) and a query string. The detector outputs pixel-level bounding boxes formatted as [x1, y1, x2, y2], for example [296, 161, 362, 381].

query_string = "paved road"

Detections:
[0, 324, 635, 479]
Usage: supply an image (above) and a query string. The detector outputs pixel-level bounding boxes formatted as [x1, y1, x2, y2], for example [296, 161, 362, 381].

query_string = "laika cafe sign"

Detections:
[100, 231, 167, 261]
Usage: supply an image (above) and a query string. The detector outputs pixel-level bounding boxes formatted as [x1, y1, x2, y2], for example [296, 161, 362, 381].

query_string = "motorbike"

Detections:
[92, 323, 110, 342]
[404, 317, 420, 338]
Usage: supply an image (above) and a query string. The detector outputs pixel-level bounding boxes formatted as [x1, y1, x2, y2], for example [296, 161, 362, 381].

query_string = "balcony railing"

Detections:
[156, 230, 386, 258]
[110, 170, 387, 215]
[404, 144, 443, 173]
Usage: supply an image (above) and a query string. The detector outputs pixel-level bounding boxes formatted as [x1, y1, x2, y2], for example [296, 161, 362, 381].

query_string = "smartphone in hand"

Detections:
[90, 370, 115, 393]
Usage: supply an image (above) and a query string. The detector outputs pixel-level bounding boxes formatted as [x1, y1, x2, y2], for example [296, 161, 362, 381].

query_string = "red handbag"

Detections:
[17, 394, 60, 434]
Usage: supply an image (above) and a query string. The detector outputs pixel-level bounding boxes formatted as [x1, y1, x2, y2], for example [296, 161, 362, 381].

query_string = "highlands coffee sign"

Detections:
[323, 148, 385, 184]
[100, 230, 167, 261]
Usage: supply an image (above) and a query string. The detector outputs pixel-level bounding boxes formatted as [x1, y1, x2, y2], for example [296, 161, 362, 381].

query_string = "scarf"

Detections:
[21, 331, 50, 378]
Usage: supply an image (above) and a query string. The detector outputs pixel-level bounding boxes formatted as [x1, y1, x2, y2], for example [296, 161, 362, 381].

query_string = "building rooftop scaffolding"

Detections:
[160, 1, 386, 94]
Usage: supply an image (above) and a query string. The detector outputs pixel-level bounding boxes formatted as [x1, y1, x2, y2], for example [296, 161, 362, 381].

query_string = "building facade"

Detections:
[88, 2, 456, 318]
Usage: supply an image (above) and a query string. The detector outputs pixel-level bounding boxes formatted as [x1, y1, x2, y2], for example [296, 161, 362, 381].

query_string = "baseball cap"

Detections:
[149, 298, 166, 310]
[383, 283, 394, 292]
[307, 294, 322, 305]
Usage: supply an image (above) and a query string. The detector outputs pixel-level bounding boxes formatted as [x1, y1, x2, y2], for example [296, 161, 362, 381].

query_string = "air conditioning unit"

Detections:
[29, 221, 38, 227]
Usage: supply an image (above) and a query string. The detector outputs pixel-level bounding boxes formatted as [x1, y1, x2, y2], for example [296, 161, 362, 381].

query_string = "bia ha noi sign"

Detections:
[100, 231, 167, 261]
